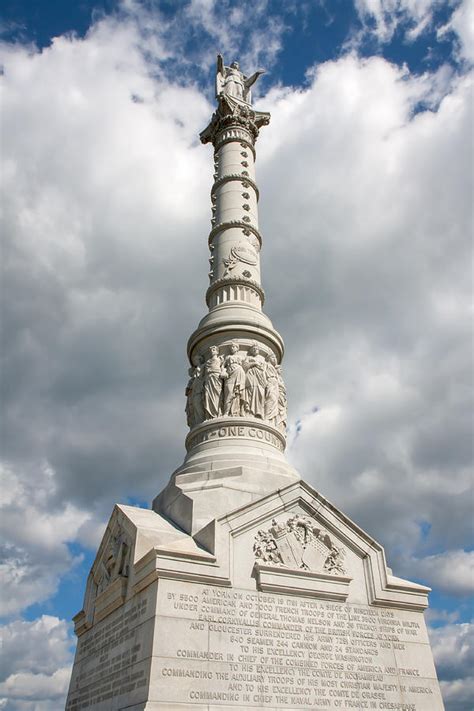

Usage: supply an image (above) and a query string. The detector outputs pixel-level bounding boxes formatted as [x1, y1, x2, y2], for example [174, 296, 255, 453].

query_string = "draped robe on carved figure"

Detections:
[264, 354, 279, 424]
[190, 355, 204, 426]
[244, 344, 266, 419]
[203, 346, 223, 419]
[223, 342, 245, 416]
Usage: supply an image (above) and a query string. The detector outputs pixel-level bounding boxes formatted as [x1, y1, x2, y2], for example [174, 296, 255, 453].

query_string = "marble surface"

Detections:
[66, 482, 444, 710]
[66, 55, 444, 710]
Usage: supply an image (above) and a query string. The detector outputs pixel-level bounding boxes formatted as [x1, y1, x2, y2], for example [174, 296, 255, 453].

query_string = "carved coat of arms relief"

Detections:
[253, 515, 347, 576]
[95, 525, 131, 595]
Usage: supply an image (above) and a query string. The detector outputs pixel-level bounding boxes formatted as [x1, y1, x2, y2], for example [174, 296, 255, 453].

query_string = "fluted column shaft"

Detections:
[152, 83, 300, 534]
[206, 125, 263, 311]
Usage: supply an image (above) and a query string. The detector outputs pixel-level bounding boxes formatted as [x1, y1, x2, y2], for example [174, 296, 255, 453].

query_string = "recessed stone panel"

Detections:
[148, 579, 443, 709]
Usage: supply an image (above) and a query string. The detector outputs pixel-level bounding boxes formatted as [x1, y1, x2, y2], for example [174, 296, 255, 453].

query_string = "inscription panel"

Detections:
[66, 585, 155, 710]
[154, 580, 443, 709]
[186, 422, 285, 452]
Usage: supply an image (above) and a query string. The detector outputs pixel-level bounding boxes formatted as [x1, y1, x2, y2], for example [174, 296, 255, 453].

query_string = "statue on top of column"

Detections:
[215, 54, 265, 106]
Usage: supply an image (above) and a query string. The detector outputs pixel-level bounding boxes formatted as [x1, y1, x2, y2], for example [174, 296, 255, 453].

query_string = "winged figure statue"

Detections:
[215, 53, 265, 105]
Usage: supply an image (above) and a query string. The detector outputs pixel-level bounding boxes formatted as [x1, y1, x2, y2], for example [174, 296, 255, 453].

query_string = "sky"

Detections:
[0, 0, 473, 709]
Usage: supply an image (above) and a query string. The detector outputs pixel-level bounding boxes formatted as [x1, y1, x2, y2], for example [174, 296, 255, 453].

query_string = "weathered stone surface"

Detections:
[66, 53, 444, 710]
[66, 482, 444, 710]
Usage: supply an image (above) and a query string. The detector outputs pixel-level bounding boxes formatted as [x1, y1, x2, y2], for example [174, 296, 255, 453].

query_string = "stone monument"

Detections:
[66, 55, 444, 711]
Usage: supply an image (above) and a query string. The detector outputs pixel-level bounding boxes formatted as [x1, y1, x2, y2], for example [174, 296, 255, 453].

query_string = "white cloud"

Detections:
[407, 550, 474, 596]
[113, 0, 288, 79]
[0, 616, 73, 711]
[258, 54, 472, 563]
[0, 616, 72, 681]
[430, 621, 474, 680]
[1, 5, 471, 591]
[1, 18, 212, 515]
[430, 621, 474, 711]
[0, 464, 103, 615]
[441, 678, 474, 711]
[438, 0, 474, 64]
[425, 607, 460, 625]
[0, 6, 472, 710]
[354, 0, 474, 62]
[354, 0, 441, 42]
[0, 669, 71, 699]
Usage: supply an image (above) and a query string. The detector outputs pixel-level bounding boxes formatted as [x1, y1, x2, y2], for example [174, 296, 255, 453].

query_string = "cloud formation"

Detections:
[260, 54, 472, 567]
[354, 0, 439, 42]
[430, 621, 474, 711]
[354, 0, 474, 58]
[0, 463, 96, 616]
[0, 2, 472, 709]
[0, 616, 73, 711]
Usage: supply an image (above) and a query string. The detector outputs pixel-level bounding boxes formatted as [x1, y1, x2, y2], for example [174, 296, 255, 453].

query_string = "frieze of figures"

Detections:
[185, 341, 287, 433]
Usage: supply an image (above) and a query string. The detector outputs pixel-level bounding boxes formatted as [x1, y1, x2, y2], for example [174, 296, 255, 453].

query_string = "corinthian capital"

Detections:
[200, 94, 270, 146]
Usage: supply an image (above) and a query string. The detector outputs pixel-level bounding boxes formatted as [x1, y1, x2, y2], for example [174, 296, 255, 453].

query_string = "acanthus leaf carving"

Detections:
[200, 94, 270, 146]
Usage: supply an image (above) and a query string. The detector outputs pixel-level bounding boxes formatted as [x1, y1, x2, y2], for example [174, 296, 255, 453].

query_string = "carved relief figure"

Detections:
[185, 341, 288, 436]
[185, 367, 195, 427]
[254, 516, 346, 575]
[264, 354, 279, 425]
[222, 341, 245, 416]
[276, 363, 287, 433]
[191, 354, 205, 425]
[253, 528, 282, 565]
[186, 355, 205, 427]
[96, 527, 131, 595]
[216, 54, 265, 106]
[203, 345, 224, 419]
[243, 343, 266, 418]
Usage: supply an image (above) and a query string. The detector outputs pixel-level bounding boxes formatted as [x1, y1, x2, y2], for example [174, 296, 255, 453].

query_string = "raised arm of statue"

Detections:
[216, 53, 225, 98]
[243, 69, 265, 103]
[244, 69, 265, 90]
[215, 54, 265, 105]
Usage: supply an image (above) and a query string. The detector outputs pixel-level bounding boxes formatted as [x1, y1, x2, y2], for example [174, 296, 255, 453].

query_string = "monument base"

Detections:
[66, 480, 444, 710]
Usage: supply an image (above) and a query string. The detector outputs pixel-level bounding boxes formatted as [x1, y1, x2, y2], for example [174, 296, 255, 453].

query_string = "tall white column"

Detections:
[154, 84, 299, 535]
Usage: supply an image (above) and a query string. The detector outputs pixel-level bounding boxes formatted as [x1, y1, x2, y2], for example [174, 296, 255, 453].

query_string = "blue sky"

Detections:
[0, 1, 473, 710]
[1, 0, 468, 89]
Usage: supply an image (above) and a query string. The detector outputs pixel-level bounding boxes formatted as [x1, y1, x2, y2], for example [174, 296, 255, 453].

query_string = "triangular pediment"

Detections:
[194, 479, 430, 611]
[74, 480, 430, 638]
